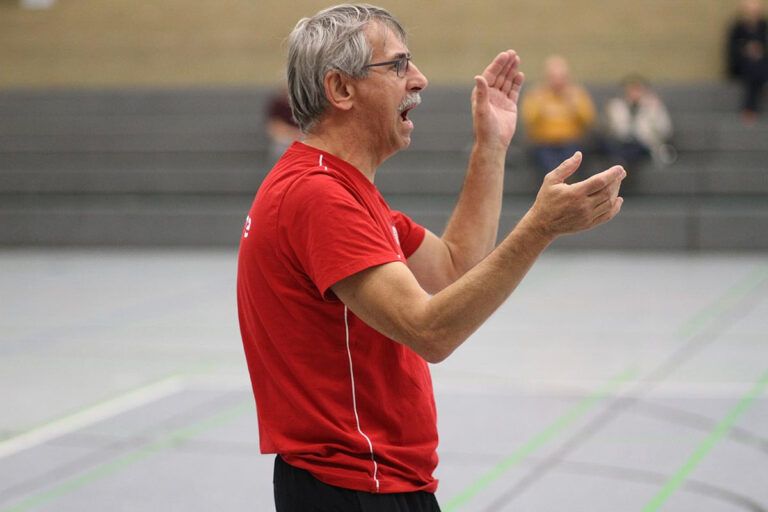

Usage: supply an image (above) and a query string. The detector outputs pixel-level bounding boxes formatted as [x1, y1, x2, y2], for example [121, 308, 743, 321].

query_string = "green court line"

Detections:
[442, 366, 637, 512]
[1, 401, 253, 512]
[444, 264, 768, 511]
[7, 264, 765, 511]
[642, 369, 768, 512]
[677, 265, 768, 341]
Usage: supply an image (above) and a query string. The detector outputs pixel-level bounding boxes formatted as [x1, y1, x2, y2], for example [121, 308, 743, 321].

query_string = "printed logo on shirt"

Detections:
[391, 224, 401, 247]
[243, 215, 252, 239]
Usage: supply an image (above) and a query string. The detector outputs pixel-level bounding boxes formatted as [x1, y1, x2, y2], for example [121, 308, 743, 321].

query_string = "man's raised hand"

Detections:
[471, 50, 525, 149]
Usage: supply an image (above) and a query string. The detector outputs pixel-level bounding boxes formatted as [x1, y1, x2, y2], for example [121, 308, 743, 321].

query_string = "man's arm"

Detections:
[333, 152, 625, 363]
[407, 50, 524, 294]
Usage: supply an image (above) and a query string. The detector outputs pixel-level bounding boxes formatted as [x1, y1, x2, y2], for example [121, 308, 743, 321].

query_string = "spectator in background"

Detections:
[727, 0, 768, 124]
[522, 55, 595, 177]
[265, 86, 303, 160]
[603, 75, 675, 168]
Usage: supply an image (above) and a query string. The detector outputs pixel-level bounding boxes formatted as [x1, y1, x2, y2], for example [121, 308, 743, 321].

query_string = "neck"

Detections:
[302, 116, 393, 183]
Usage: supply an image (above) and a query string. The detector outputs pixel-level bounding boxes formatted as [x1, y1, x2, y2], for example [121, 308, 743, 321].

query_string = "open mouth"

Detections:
[398, 93, 421, 123]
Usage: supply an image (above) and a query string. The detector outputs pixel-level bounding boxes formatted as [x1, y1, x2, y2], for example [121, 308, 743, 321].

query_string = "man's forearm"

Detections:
[414, 157, 625, 361]
[413, 160, 624, 363]
[333, 155, 624, 364]
[333, 210, 555, 365]
[416, 212, 553, 362]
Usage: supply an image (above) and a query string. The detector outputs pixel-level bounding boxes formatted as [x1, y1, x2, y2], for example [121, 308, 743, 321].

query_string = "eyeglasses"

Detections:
[363, 54, 411, 78]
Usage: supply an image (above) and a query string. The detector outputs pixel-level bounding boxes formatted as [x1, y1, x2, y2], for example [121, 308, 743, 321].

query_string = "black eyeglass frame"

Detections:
[363, 55, 411, 78]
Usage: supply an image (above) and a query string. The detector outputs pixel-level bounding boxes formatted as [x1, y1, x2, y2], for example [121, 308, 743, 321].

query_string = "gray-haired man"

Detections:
[237, 4, 625, 511]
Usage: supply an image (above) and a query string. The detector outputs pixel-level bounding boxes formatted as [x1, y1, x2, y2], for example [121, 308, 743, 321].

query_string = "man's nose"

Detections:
[407, 62, 428, 92]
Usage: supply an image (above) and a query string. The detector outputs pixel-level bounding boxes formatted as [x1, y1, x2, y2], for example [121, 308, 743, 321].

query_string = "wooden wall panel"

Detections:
[0, 0, 738, 87]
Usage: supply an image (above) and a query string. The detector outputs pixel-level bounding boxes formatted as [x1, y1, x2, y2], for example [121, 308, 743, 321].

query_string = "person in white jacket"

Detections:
[603, 75, 675, 167]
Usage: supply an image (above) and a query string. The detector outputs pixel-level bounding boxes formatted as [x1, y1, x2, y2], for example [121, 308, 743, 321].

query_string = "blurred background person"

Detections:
[265, 85, 303, 161]
[602, 74, 675, 170]
[522, 55, 596, 177]
[726, 0, 768, 124]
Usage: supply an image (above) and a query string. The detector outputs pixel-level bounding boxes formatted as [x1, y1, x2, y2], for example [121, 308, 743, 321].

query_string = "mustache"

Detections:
[398, 93, 421, 113]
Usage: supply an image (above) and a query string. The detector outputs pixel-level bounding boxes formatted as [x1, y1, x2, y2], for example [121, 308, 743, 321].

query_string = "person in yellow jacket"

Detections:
[522, 55, 595, 176]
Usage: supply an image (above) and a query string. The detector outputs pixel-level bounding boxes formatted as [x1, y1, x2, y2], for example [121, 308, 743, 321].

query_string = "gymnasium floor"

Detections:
[1, 249, 766, 511]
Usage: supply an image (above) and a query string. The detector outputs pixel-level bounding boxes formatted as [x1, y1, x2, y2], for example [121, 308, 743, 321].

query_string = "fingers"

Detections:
[500, 52, 521, 94]
[580, 165, 626, 195]
[483, 50, 521, 92]
[588, 175, 621, 209]
[591, 196, 624, 226]
[507, 71, 525, 103]
[494, 52, 514, 89]
[501, 67, 523, 95]
[473, 75, 489, 106]
[483, 51, 510, 88]
[592, 193, 617, 219]
[582, 165, 625, 222]
[545, 151, 583, 184]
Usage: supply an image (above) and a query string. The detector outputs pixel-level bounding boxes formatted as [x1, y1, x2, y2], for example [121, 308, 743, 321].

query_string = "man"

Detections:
[237, 5, 625, 511]
[521, 54, 596, 176]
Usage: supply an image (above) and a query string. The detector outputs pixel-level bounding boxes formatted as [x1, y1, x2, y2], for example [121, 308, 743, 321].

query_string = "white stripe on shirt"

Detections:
[344, 305, 381, 492]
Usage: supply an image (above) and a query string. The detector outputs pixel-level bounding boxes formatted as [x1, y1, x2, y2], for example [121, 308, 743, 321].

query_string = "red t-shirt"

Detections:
[237, 142, 438, 494]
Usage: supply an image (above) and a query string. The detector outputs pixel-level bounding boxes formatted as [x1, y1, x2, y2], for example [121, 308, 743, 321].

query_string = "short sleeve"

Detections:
[278, 173, 404, 298]
[390, 210, 425, 259]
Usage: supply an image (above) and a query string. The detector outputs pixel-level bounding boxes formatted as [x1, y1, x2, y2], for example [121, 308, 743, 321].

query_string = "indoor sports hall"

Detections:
[1, 1, 766, 511]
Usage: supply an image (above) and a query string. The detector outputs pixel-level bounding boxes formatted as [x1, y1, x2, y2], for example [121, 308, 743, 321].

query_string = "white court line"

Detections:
[0, 376, 186, 459]
[185, 373, 252, 392]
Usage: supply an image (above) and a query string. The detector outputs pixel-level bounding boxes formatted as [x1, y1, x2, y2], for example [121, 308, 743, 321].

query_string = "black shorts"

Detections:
[273, 455, 441, 512]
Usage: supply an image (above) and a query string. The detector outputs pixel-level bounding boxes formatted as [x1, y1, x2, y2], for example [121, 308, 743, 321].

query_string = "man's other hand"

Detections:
[525, 152, 626, 237]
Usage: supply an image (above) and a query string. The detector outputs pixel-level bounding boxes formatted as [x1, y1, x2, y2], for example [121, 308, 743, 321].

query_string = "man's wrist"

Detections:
[470, 139, 508, 159]
[516, 209, 557, 246]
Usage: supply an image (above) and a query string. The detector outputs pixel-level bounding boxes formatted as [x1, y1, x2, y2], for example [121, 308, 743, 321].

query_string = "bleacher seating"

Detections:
[0, 84, 766, 248]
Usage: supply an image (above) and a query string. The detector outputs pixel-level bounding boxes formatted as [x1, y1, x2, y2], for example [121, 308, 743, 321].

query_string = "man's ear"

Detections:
[324, 71, 355, 111]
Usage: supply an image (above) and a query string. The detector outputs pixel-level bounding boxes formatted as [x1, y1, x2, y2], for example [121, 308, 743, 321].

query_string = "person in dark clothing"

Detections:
[727, 0, 768, 123]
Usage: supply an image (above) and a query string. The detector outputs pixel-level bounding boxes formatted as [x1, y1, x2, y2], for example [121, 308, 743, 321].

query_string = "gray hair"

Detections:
[286, 4, 407, 133]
